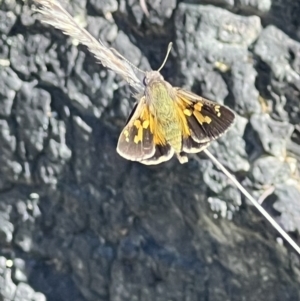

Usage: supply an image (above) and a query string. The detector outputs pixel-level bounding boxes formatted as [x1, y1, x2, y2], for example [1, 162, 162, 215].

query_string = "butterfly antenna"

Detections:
[140, 0, 150, 16]
[157, 42, 173, 72]
[197, 150, 300, 255]
[110, 47, 145, 74]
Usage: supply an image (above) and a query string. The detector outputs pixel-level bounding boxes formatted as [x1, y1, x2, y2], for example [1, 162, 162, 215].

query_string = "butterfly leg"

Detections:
[176, 153, 188, 164]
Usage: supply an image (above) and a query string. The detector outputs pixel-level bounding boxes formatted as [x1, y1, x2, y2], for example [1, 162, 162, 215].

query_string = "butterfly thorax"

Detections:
[144, 71, 183, 152]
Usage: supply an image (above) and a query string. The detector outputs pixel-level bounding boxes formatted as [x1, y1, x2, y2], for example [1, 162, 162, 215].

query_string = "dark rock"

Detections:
[201, 0, 271, 14]
[0, 10, 16, 34]
[0, 119, 22, 188]
[0, 68, 22, 117]
[15, 82, 51, 160]
[119, 0, 176, 26]
[247, 156, 292, 188]
[10, 34, 51, 78]
[0, 256, 6, 274]
[32, 292, 47, 301]
[0, 1, 300, 301]
[272, 184, 300, 233]
[14, 225, 34, 252]
[208, 115, 250, 173]
[250, 113, 294, 158]
[200, 0, 235, 7]
[267, 0, 300, 41]
[89, 0, 118, 15]
[145, 0, 177, 25]
[13, 258, 28, 282]
[0, 269, 17, 300]
[15, 282, 35, 300]
[20, 3, 35, 27]
[254, 26, 300, 123]
[0, 256, 46, 301]
[230, 61, 261, 116]
[238, 0, 271, 13]
[254, 25, 300, 84]
[0, 212, 13, 244]
[175, 4, 262, 48]
[0, 0, 18, 12]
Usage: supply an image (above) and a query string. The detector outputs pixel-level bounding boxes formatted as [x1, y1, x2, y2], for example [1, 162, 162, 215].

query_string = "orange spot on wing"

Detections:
[184, 109, 192, 116]
[143, 120, 149, 128]
[175, 98, 191, 138]
[193, 110, 212, 124]
[194, 102, 203, 111]
[134, 125, 143, 144]
[141, 105, 166, 145]
[133, 119, 141, 128]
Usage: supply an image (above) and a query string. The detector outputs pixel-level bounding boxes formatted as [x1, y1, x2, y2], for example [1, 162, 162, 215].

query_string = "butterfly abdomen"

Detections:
[161, 123, 182, 152]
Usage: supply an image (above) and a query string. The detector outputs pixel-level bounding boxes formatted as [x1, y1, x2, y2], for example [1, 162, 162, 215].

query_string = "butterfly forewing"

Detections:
[175, 89, 235, 146]
[117, 98, 156, 161]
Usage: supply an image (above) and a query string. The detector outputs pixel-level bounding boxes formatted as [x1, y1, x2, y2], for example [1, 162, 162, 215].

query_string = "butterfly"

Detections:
[35, 0, 235, 165]
[117, 70, 235, 164]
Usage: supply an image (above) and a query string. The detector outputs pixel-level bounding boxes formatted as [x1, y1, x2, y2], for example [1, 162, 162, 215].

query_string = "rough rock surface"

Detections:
[0, 0, 300, 301]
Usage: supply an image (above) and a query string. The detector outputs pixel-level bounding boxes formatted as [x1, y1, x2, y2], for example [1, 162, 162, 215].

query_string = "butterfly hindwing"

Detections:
[141, 144, 174, 165]
[182, 137, 210, 154]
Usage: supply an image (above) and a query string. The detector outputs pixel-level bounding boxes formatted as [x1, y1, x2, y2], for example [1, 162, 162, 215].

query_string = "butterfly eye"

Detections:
[143, 77, 148, 86]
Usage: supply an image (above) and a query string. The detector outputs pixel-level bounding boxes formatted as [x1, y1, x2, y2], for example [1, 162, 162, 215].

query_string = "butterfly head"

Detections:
[143, 71, 164, 86]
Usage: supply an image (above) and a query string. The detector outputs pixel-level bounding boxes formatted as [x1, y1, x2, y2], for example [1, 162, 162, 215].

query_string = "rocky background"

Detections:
[0, 0, 300, 300]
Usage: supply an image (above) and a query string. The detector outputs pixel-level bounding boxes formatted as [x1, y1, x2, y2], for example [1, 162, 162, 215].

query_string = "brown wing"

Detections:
[182, 138, 210, 154]
[117, 97, 156, 161]
[174, 88, 235, 154]
[140, 144, 174, 165]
